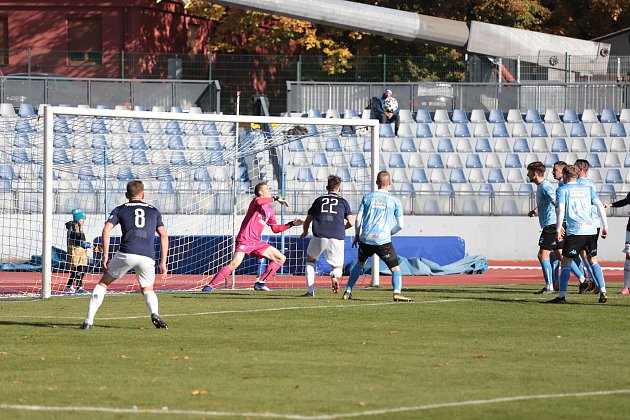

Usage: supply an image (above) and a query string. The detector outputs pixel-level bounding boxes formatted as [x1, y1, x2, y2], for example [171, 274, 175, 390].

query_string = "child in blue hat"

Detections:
[64, 209, 99, 294]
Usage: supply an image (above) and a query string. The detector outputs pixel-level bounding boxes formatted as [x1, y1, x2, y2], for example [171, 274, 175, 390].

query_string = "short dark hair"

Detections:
[254, 181, 267, 197]
[376, 171, 391, 187]
[574, 159, 590, 173]
[553, 161, 567, 169]
[126, 180, 144, 199]
[526, 161, 545, 176]
[563, 164, 580, 179]
[326, 175, 341, 192]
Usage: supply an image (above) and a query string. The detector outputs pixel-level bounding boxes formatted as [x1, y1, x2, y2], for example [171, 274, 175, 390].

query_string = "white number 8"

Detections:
[134, 208, 146, 228]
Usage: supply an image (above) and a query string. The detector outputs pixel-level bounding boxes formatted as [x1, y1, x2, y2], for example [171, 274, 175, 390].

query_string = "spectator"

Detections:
[375, 88, 400, 136]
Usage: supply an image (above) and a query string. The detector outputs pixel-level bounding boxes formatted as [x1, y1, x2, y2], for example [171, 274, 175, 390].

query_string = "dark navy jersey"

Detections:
[107, 200, 164, 260]
[307, 193, 352, 240]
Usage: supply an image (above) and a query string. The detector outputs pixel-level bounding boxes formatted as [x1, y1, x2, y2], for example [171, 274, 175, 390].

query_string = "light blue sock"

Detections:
[539, 258, 553, 288]
[392, 270, 402, 294]
[345, 264, 363, 293]
[570, 258, 585, 280]
[559, 266, 571, 298]
[583, 258, 595, 283]
[551, 258, 560, 284]
[591, 263, 606, 291]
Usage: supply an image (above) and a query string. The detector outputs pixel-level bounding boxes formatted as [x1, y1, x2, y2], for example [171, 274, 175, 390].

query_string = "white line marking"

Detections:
[2, 389, 629, 418]
[490, 265, 623, 271]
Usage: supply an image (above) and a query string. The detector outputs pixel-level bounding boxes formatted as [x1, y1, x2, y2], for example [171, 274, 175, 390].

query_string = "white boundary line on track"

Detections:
[2, 389, 629, 418]
[489, 265, 623, 270]
[0, 298, 466, 321]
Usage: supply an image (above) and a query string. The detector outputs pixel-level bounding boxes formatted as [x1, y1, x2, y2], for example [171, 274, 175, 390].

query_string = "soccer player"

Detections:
[575, 158, 601, 293]
[603, 194, 630, 294]
[201, 181, 303, 292]
[341, 171, 411, 302]
[299, 175, 354, 297]
[547, 165, 609, 304]
[526, 161, 561, 294]
[81, 180, 169, 329]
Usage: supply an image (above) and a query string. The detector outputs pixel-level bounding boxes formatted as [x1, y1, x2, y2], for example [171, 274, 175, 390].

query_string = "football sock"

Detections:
[582, 258, 595, 283]
[624, 259, 630, 289]
[558, 266, 571, 298]
[345, 264, 363, 293]
[591, 263, 606, 293]
[570, 258, 585, 280]
[84, 284, 106, 325]
[259, 261, 282, 283]
[144, 290, 159, 315]
[392, 270, 402, 294]
[539, 258, 553, 289]
[209, 265, 232, 287]
[331, 267, 342, 279]
[305, 261, 316, 294]
[551, 258, 560, 284]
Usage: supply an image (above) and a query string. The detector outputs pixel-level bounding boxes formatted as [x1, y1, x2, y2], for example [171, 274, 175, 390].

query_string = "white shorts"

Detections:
[623, 231, 630, 254]
[306, 237, 345, 268]
[106, 252, 156, 288]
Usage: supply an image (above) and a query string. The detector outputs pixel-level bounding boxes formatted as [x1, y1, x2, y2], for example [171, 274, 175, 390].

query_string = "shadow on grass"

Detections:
[0, 320, 125, 329]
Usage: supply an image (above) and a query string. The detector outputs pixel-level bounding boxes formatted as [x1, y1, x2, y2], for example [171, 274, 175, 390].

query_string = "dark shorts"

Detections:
[358, 241, 399, 269]
[539, 224, 562, 251]
[562, 234, 599, 258]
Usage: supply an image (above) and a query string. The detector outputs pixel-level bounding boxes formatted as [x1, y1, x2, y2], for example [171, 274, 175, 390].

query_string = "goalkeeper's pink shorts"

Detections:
[235, 240, 270, 258]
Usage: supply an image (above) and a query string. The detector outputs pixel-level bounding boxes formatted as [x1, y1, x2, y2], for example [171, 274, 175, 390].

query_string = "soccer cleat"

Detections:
[534, 287, 548, 295]
[75, 287, 88, 295]
[64, 285, 75, 294]
[585, 281, 596, 292]
[330, 273, 340, 294]
[253, 282, 271, 291]
[598, 292, 608, 303]
[151, 313, 168, 329]
[545, 296, 566, 304]
[541, 289, 556, 295]
[620, 288, 629, 295]
[578, 281, 590, 294]
[300, 292, 314, 298]
[80, 322, 92, 330]
[342, 291, 352, 300]
[393, 294, 413, 302]
[201, 285, 213, 292]
[591, 285, 600, 295]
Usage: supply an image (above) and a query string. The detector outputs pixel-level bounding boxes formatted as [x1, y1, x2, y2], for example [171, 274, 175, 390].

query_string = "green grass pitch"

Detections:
[1, 284, 630, 419]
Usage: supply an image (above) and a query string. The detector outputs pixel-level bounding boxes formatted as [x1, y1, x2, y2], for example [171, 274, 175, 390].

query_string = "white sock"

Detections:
[578, 275, 586, 284]
[331, 267, 342, 279]
[305, 262, 316, 294]
[84, 284, 106, 325]
[144, 290, 159, 315]
[624, 259, 630, 289]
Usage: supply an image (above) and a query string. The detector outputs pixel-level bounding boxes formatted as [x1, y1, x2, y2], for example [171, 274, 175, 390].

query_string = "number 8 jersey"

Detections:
[107, 200, 164, 260]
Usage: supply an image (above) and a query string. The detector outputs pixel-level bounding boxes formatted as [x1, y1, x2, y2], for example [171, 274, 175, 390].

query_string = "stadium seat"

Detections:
[419, 138, 436, 153]
[510, 122, 528, 137]
[506, 109, 523, 123]
[449, 168, 467, 183]
[437, 138, 454, 153]
[53, 133, 72, 149]
[473, 123, 490, 137]
[589, 123, 606, 137]
[550, 123, 567, 137]
[325, 108, 341, 119]
[451, 109, 468, 123]
[493, 137, 510, 153]
[609, 122, 627, 137]
[170, 150, 189, 165]
[130, 134, 148, 149]
[202, 122, 220, 136]
[478, 183, 494, 195]
[600, 109, 618, 123]
[488, 109, 505, 123]
[312, 152, 329, 167]
[570, 122, 587, 137]
[434, 123, 452, 137]
[15, 119, 34, 133]
[128, 119, 147, 134]
[381, 137, 398, 152]
[581, 109, 598, 123]
[325, 137, 343, 152]
[619, 109, 630, 123]
[53, 149, 71, 164]
[588, 168, 603, 183]
[157, 167, 174, 181]
[399, 137, 416, 153]
[504, 154, 522, 168]
[470, 109, 487, 123]
[0, 103, 16, 118]
[599, 183, 615, 195]
[91, 148, 112, 165]
[507, 169, 525, 183]
[0, 164, 18, 180]
[445, 154, 463, 169]
[491, 122, 509, 137]
[291, 151, 308, 166]
[590, 137, 607, 152]
[344, 108, 359, 119]
[430, 169, 447, 183]
[543, 109, 561, 123]
[115, 166, 134, 180]
[204, 136, 223, 152]
[350, 153, 367, 168]
[131, 150, 149, 165]
[18, 104, 36, 118]
[78, 166, 97, 180]
[585, 153, 602, 168]
[530, 122, 548, 137]
[610, 137, 627, 152]
[397, 122, 414, 138]
[11, 148, 31, 164]
[465, 153, 483, 168]
[336, 167, 352, 182]
[379, 123, 395, 138]
[410, 168, 428, 183]
[453, 123, 471, 137]
[415, 109, 432, 123]
[415, 123, 433, 138]
[391, 168, 409, 183]
[165, 120, 184, 135]
[543, 153, 559, 168]
[605, 168, 623, 184]
[14, 133, 33, 148]
[455, 138, 473, 153]
[193, 168, 212, 182]
[308, 109, 322, 118]
[397, 109, 414, 123]
[513, 138, 530, 153]
[287, 138, 305, 152]
[604, 153, 621, 168]
[53, 116, 72, 134]
[518, 183, 534, 194]
[485, 153, 502, 168]
[167, 135, 185, 150]
[570, 137, 588, 152]
[467, 168, 486, 183]
[525, 109, 542, 123]
[562, 109, 580, 123]
[433, 109, 450, 123]
[551, 138, 569, 153]
[296, 167, 316, 182]
[78, 179, 96, 193]
[532, 138, 549, 153]
[426, 154, 444, 168]
[407, 153, 423, 168]
[475, 137, 492, 153]
[388, 153, 405, 168]
[523, 153, 540, 167]
[488, 168, 505, 183]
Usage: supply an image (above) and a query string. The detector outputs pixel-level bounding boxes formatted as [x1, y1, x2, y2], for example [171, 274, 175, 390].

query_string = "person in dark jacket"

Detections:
[64, 208, 98, 294]
[375, 88, 400, 136]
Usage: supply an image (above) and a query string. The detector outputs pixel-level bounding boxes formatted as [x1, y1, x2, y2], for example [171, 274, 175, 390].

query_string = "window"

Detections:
[0, 16, 8, 65]
[67, 16, 102, 65]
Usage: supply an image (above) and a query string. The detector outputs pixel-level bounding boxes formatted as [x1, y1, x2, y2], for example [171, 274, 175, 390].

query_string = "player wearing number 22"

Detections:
[81, 180, 169, 330]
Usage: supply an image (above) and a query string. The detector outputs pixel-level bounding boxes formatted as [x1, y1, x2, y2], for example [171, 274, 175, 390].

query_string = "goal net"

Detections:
[0, 106, 380, 298]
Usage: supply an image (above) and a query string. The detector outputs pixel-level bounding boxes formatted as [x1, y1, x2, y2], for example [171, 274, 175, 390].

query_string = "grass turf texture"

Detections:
[1, 284, 630, 419]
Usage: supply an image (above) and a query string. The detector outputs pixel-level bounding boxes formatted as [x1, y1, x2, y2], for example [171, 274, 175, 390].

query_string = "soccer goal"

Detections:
[0, 106, 383, 298]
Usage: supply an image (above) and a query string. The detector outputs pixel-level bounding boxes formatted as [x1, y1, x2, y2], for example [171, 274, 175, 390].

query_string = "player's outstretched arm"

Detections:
[157, 225, 168, 279]
[273, 195, 289, 207]
[299, 215, 313, 239]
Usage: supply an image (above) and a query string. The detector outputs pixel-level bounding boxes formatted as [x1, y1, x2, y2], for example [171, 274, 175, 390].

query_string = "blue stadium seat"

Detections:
[518, 183, 534, 195]
[78, 179, 96, 193]
[91, 134, 108, 149]
[491, 122, 509, 137]
[452, 109, 468, 123]
[415, 123, 433, 138]
[336, 167, 352, 182]
[399, 137, 416, 152]
[504, 154, 522, 168]
[288, 138, 305, 152]
[600, 109, 618, 123]
[350, 153, 367, 168]
[449, 168, 467, 183]
[53, 133, 72, 149]
[11, 149, 31, 164]
[398, 182, 415, 195]
[624, 154, 630, 168]
[437, 138, 454, 153]
[525, 109, 542, 123]
[609, 122, 627, 137]
[18, 104, 36, 118]
[344, 109, 359, 119]
[130, 135, 148, 150]
[202, 122, 220, 136]
[585, 153, 602, 168]
[158, 180, 176, 193]
[0, 164, 18, 180]
[170, 106, 183, 113]
[465, 153, 483, 168]
[410, 168, 428, 183]
[379, 123, 395, 138]
[53, 149, 71, 164]
[426, 154, 444, 168]
[313, 152, 329, 167]
[590, 137, 607, 152]
[157, 167, 174, 181]
[128, 119, 146, 134]
[487, 168, 505, 183]
[388, 153, 405, 168]
[205, 136, 223, 151]
[53, 116, 72, 134]
[543, 153, 559, 168]
[296, 167, 316, 182]
[15, 119, 34, 133]
[116, 166, 135, 180]
[570, 122, 587, 137]
[14, 133, 33, 148]
[131, 150, 149, 165]
[165, 121, 184, 135]
[91, 117, 109, 134]
[0, 179, 13, 193]
[78, 166, 97, 180]
[325, 137, 343, 152]
[308, 108, 322, 118]
[599, 184, 615, 194]
[170, 150, 189, 165]
[475, 137, 492, 152]
[194, 168, 211, 181]
[439, 183, 454, 195]
[551, 138, 569, 153]
[562, 109, 580, 123]
[168, 135, 186, 150]
[415, 109, 432, 123]
[453, 123, 471, 137]
[605, 169, 623, 184]
[530, 122, 548, 137]
[92, 149, 112, 165]
[478, 183, 494, 195]
[488, 109, 505, 123]
[513, 138, 530, 153]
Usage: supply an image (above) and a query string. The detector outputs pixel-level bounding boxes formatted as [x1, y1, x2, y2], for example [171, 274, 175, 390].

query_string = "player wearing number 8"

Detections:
[299, 175, 354, 297]
[80, 180, 169, 329]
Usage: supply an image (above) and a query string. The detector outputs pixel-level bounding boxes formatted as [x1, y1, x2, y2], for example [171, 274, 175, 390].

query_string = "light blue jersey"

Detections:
[556, 182, 598, 236]
[576, 177, 601, 228]
[536, 180, 557, 228]
[356, 190, 403, 245]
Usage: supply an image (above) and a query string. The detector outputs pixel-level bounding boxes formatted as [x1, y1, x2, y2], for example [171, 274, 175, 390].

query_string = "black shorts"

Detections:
[538, 225, 562, 251]
[562, 234, 599, 258]
[358, 241, 400, 269]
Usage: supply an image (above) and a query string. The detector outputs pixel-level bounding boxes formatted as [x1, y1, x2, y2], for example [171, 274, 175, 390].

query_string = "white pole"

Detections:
[230, 91, 241, 290]
[41, 106, 54, 299]
[370, 122, 380, 287]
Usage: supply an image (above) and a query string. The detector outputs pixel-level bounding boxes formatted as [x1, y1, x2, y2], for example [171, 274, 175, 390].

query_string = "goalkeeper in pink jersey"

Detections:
[201, 181, 303, 292]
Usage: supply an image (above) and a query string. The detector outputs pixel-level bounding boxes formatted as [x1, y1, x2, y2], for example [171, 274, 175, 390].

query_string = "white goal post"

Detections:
[14, 106, 381, 298]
